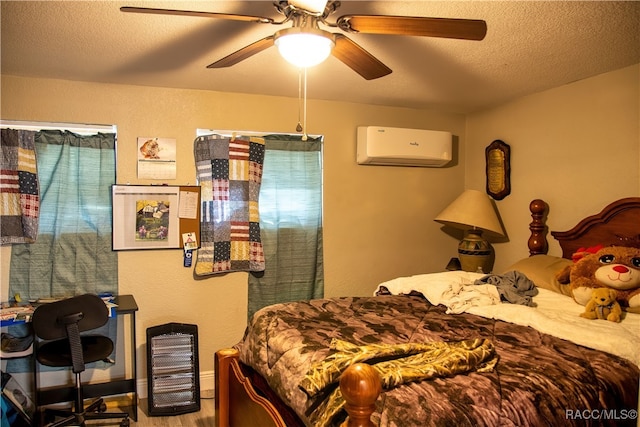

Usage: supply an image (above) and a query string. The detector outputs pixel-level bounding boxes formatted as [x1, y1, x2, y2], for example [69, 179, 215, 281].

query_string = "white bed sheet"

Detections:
[376, 271, 640, 367]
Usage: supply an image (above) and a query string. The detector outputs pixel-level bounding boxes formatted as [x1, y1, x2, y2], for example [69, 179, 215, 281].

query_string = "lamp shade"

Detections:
[434, 190, 505, 273]
[434, 189, 504, 236]
[274, 27, 335, 68]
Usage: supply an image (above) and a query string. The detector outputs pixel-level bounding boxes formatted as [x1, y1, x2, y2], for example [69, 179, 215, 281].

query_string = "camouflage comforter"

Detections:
[236, 295, 640, 426]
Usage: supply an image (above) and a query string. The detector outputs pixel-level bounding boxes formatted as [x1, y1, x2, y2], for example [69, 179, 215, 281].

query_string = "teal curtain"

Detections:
[9, 130, 118, 299]
[248, 134, 324, 318]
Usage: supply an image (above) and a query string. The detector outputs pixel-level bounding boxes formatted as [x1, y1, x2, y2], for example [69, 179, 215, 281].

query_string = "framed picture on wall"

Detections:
[112, 185, 181, 250]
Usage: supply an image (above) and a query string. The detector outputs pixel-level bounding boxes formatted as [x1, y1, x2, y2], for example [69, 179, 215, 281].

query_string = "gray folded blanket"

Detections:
[475, 271, 538, 306]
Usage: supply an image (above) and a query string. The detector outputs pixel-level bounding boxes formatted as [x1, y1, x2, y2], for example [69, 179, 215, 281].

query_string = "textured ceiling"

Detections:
[1, 1, 639, 113]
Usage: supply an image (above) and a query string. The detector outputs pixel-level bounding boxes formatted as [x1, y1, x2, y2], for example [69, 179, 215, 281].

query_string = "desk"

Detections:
[33, 295, 139, 422]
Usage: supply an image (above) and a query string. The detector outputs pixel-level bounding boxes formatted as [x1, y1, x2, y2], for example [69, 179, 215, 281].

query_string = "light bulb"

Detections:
[274, 28, 335, 68]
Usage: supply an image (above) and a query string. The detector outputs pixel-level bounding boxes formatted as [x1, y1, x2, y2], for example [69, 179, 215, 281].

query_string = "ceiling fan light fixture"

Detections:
[288, 0, 329, 15]
[274, 27, 335, 68]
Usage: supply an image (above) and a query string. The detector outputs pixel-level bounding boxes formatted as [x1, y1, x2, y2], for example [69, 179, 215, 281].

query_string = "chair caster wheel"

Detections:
[120, 418, 130, 427]
[98, 402, 107, 412]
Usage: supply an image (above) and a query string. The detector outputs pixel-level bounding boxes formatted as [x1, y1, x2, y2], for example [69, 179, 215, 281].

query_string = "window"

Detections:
[2, 123, 118, 299]
[196, 130, 324, 318]
[247, 134, 324, 317]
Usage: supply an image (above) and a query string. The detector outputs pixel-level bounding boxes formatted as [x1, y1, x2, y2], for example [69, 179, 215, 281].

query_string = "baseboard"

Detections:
[136, 370, 214, 399]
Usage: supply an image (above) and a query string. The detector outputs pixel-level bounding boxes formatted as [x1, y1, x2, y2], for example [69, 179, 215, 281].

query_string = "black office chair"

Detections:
[31, 294, 130, 427]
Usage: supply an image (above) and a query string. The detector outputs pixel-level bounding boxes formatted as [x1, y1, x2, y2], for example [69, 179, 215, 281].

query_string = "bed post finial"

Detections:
[528, 199, 548, 256]
[340, 363, 381, 427]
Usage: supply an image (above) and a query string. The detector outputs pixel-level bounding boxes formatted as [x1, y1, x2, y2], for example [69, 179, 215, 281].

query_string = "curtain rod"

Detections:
[1, 120, 116, 134]
[197, 129, 321, 139]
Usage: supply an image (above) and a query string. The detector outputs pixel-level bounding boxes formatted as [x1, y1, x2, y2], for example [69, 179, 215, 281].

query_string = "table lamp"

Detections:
[434, 189, 505, 273]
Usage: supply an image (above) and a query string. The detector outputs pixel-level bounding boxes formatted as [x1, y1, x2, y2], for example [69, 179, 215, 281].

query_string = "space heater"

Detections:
[146, 322, 200, 416]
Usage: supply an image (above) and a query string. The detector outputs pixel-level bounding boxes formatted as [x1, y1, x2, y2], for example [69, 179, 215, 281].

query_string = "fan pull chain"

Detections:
[302, 67, 308, 141]
[296, 68, 303, 133]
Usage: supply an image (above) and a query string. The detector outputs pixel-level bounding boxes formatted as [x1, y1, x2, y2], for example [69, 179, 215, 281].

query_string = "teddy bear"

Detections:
[556, 245, 640, 313]
[579, 287, 622, 322]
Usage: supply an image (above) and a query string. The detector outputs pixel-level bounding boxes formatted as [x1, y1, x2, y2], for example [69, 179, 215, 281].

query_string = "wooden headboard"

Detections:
[528, 197, 640, 259]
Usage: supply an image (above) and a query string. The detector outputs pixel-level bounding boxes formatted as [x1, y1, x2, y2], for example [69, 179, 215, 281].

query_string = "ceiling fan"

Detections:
[121, 0, 487, 80]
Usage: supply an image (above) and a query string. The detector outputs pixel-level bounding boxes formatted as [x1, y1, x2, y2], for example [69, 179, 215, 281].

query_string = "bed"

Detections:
[215, 197, 640, 427]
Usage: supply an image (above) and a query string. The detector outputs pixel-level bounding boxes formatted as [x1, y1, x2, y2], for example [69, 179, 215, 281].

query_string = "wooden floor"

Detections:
[67, 391, 216, 426]
[132, 394, 215, 427]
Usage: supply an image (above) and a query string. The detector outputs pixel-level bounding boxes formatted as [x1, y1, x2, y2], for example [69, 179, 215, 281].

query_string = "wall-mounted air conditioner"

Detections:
[356, 126, 452, 167]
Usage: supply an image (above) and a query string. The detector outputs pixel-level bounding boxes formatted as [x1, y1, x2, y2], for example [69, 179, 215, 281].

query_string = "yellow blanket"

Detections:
[300, 338, 497, 427]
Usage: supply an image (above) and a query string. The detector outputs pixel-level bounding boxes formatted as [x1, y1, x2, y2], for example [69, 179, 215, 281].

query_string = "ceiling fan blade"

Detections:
[337, 15, 487, 41]
[120, 6, 274, 24]
[332, 34, 392, 80]
[207, 36, 275, 68]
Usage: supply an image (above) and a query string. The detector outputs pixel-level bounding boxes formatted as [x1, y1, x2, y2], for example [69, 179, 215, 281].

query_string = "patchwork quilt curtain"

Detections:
[194, 134, 266, 275]
[0, 129, 39, 244]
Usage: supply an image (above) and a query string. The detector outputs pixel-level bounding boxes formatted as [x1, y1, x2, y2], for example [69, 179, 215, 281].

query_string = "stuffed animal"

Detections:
[556, 245, 640, 313]
[579, 288, 622, 322]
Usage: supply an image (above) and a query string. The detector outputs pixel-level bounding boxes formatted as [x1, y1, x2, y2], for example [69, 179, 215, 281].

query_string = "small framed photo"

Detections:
[112, 185, 181, 250]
